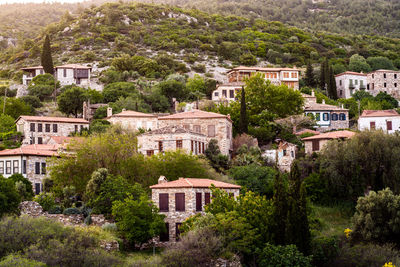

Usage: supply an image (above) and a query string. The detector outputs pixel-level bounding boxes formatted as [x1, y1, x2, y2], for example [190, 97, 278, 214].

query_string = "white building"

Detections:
[212, 83, 242, 103]
[106, 108, 158, 132]
[263, 140, 297, 172]
[21, 66, 45, 86]
[358, 110, 400, 134]
[335, 71, 367, 99]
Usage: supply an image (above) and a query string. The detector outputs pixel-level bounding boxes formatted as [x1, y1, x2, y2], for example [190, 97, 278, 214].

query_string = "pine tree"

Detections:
[272, 173, 288, 245]
[41, 35, 54, 75]
[238, 87, 248, 134]
[305, 61, 316, 88]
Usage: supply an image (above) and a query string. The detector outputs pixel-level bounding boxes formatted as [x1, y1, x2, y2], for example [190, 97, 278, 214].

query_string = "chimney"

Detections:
[158, 176, 168, 184]
[311, 90, 315, 97]
[322, 99, 325, 104]
[122, 108, 126, 112]
[227, 114, 231, 119]
[83, 101, 87, 121]
[107, 107, 112, 117]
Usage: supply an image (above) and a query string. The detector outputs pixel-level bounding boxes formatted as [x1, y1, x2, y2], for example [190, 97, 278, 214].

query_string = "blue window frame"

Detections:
[331, 113, 338, 121]
[315, 113, 320, 121]
[323, 113, 330, 121]
[339, 113, 346, 121]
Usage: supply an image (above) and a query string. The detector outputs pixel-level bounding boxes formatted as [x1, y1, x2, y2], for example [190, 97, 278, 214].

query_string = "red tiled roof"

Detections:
[335, 71, 367, 77]
[360, 110, 400, 118]
[370, 69, 400, 73]
[109, 110, 156, 118]
[295, 129, 320, 136]
[158, 110, 231, 121]
[150, 178, 241, 189]
[0, 145, 59, 157]
[302, 130, 355, 141]
[16, 116, 89, 124]
[227, 66, 299, 73]
[305, 102, 348, 111]
[141, 125, 206, 136]
[55, 64, 91, 69]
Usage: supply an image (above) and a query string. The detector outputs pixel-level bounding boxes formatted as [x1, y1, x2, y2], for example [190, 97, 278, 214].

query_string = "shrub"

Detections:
[9, 173, 34, 201]
[311, 236, 339, 267]
[33, 193, 55, 212]
[63, 207, 80, 215]
[191, 64, 206, 73]
[0, 254, 46, 267]
[303, 173, 329, 203]
[102, 222, 117, 232]
[48, 205, 63, 214]
[0, 176, 21, 218]
[257, 243, 312, 267]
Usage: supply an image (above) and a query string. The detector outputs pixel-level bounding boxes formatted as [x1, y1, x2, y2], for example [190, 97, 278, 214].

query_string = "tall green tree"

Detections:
[319, 59, 327, 90]
[238, 87, 248, 134]
[41, 35, 54, 75]
[327, 66, 338, 99]
[304, 62, 316, 88]
[272, 173, 288, 245]
[57, 86, 87, 117]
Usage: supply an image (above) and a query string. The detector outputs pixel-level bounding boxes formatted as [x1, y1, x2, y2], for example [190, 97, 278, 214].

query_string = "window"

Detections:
[395, 74, 397, 79]
[158, 141, 163, 152]
[75, 125, 78, 132]
[205, 192, 211, 205]
[315, 113, 321, 121]
[175, 193, 185, 211]
[384, 73, 387, 78]
[395, 83, 397, 88]
[291, 151, 294, 158]
[40, 70, 43, 75]
[160, 223, 169, 242]
[6, 161, 11, 174]
[312, 140, 320, 151]
[214, 92, 219, 97]
[191, 140, 194, 152]
[387, 121, 393, 131]
[80, 125, 84, 132]
[0, 161, 3, 174]
[355, 79, 358, 85]
[323, 113, 330, 121]
[370, 121, 376, 130]
[176, 140, 183, 149]
[183, 124, 190, 130]
[41, 162, 46, 175]
[30, 137, 35, 145]
[193, 125, 201, 133]
[331, 113, 338, 121]
[45, 124, 50, 132]
[38, 123, 42, 132]
[13, 160, 19, 174]
[339, 113, 346, 121]
[229, 90, 234, 98]
[30, 123, 35, 132]
[63, 68, 67, 77]
[340, 90, 343, 96]
[196, 192, 202, 211]
[291, 72, 297, 78]
[159, 193, 169, 212]
[207, 125, 215, 137]
[146, 150, 154, 156]
[372, 83, 375, 89]
[176, 223, 182, 241]
[340, 80, 342, 86]
[23, 160, 26, 174]
[283, 72, 289, 78]
[35, 183, 41, 195]
[53, 124, 58, 133]
[372, 74, 374, 79]
[38, 137, 43, 144]
[202, 142, 205, 154]
[283, 149, 287, 156]
[222, 90, 227, 97]
[384, 82, 387, 88]
[35, 162, 40, 174]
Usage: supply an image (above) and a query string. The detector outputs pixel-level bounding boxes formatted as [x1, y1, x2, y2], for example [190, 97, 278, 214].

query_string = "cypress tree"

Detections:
[238, 87, 248, 134]
[328, 66, 338, 99]
[305, 61, 316, 88]
[319, 60, 326, 89]
[272, 173, 288, 245]
[41, 35, 54, 75]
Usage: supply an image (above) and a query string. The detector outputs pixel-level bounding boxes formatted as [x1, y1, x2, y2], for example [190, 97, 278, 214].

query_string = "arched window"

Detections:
[323, 113, 330, 121]
[339, 113, 346, 121]
[331, 113, 338, 121]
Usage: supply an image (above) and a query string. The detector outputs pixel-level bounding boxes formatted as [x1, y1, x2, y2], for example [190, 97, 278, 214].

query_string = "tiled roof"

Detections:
[0, 145, 59, 157]
[371, 69, 400, 73]
[217, 82, 244, 87]
[49, 136, 82, 145]
[16, 116, 89, 124]
[227, 66, 299, 73]
[335, 71, 367, 77]
[305, 102, 348, 111]
[302, 130, 355, 141]
[158, 109, 231, 121]
[55, 64, 91, 69]
[21, 66, 43, 70]
[360, 110, 400, 118]
[109, 110, 156, 118]
[295, 129, 320, 136]
[150, 178, 241, 189]
[140, 125, 206, 136]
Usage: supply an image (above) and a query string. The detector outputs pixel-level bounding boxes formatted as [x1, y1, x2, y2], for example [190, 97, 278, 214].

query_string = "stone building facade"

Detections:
[0, 144, 59, 194]
[358, 110, 400, 134]
[211, 83, 243, 103]
[106, 108, 158, 132]
[137, 126, 207, 156]
[82, 101, 108, 121]
[335, 71, 367, 99]
[158, 110, 233, 156]
[16, 116, 89, 145]
[367, 69, 400, 98]
[302, 130, 355, 155]
[150, 177, 240, 243]
[263, 141, 297, 172]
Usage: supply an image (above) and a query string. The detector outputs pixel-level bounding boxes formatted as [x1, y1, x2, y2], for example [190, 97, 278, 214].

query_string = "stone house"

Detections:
[263, 140, 297, 172]
[303, 92, 349, 131]
[15, 116, 89, 145]
[157, 109, 233, 156]
[335, 71, 367, 99]
[0, 144, 60, 194]
[82, 101, 108, 121]
[367, 69, 400, 98]
[21, 66, 45, 86]
[150, 176, 241, 243]
[137, 125, 207, 156]
[358, 110, 400, 134]
[106, 108, 158, 132]
[302, 130, 355, 154]
[211, 83, 243, 103]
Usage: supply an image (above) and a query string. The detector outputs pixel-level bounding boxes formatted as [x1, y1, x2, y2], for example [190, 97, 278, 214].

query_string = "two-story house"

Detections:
[150, 176, 240, 243]
[302, 130, 355, 154]
[335, 71, 367, 99]
[0, 144, 60, 194]
[21, 66, 45, 86]
[358, 110, 400, 134]
[367, 70, 400, 98]
[15, 116, 89, 145]
[137, 125, 207, 156]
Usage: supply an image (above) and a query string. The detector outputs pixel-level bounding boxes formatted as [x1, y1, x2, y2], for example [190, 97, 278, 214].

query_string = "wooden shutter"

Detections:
[159, 193, 169, 211]
[205, 192, 211, 205]
[41, 162, 46, 174]
[175, 193, 185, 211]
[387, 121, 392, 131]
[312, 140, 320, 151]
[207, 125, 215, 137]
[35, 162, 40, 174]
[35, 183, 41, 195]
[370, 121, 376, 130]
[160, 223, 169, 242]
[196, 192, 202, 211]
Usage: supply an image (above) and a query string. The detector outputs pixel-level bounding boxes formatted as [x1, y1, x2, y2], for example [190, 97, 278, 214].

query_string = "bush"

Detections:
[9, 173, 34, 201]
[63, 207, 80, 215]
[257, 243, 312, 267]
[33, 193, 55, 212]
[0, 176, 21, 218]
[48, 205, 63, 214]
[311, 236, 339, 267]
[0, 254, 46, 267]
[20, 95, 43, 109]
[191, 64, 206, 73]
[303, 173, 329, 203]
[102, 222, 117, 232]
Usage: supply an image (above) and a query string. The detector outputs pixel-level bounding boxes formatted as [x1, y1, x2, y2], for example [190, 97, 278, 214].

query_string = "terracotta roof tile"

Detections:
[360, 110, 400, 118]
[141, 125, 206, 136]
[16, 116, 89, 124]
[227, 66, 299, 73]
[158, 109, 231, 121]
[302, 130, 355, 141]
[109, 110, 156, 118]
[55, 64, 91, 69]
[150, 178, 241, 189]
[0, 145, 59, 157]
[335, 71, 367, 77]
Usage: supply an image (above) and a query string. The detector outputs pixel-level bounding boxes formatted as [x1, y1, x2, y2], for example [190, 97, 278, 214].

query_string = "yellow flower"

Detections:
[383, 262, 395, 267]
[344, 228, 352, 238]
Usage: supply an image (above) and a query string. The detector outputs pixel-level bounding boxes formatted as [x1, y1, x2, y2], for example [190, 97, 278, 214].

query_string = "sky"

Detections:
[0, 0, 84, 3]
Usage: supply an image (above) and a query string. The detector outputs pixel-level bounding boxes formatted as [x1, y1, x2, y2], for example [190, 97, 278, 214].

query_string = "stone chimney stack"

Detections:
[122, 108, 126, 112]
[322, 99, 325, 104]
[83, 101, 88, 121]
[107, 107, 112, 117]
[158, 176, 168, 184]
[311, 90, 315, 97]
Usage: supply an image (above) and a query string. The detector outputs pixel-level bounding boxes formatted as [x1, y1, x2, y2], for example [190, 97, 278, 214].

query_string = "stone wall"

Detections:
[367, 70, 400, 98]
[107, 116, 158, 131]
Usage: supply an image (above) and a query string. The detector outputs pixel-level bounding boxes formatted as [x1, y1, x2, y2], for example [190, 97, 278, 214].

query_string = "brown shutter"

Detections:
[196, 192, 202, 211]
[205, 192, 211, 205]
[312, 140, 320, 151]
[370, 121, 376, 129]
[175, 193, 185, 211]
[159, 193, 169, 211]
[387, 121, 392, 131]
